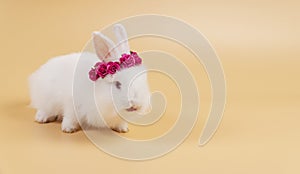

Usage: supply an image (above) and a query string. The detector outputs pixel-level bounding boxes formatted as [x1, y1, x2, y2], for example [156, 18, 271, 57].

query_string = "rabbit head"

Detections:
[92, 24, 151, 115]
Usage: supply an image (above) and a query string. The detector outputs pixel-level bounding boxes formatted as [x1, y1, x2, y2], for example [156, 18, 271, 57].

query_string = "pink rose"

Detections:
[120, 54, 130, 63]
[120, 54, 135, 68]
[133, 55, 142, 65]
[124, 56, 135, 67]
[135, 57, 142, 65]
[89, 51, 143, 81]
[107, 62, 121, 74]
[96, 62, 108, 78]
[120, 53, 135, 68]
[130, 51, 142, 65]
[89, 68, 99, 81]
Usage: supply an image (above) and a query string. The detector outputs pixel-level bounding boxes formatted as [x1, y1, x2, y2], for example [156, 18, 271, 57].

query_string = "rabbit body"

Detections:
[29, 52, 129, 132]
[29, 24, 151, 133]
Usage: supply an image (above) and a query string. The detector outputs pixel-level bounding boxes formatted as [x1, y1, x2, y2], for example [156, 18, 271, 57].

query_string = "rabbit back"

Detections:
[29, 52, 98, 117]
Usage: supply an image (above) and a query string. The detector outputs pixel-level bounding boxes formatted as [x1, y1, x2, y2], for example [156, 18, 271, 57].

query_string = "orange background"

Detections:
[1, 0, 300, 173]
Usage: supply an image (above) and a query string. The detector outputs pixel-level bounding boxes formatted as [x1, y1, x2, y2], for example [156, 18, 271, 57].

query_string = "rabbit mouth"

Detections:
[126, 106, 139, 112]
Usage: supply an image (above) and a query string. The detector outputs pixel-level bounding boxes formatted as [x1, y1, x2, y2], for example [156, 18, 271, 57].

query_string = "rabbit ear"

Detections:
[92, 32, 119, 61]
[113, 24, 130, 55]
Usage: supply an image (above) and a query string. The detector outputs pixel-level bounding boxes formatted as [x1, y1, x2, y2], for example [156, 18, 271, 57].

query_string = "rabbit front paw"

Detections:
[35, 110, 57, 123]
[111, 122, 129, 133]
[62, 126, 79, 133]
[61, 116, 80, 133]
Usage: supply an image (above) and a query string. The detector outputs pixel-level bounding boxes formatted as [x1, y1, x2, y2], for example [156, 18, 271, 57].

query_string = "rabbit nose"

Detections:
[126, 105, 140, 112]
[127, 100, 141, 112]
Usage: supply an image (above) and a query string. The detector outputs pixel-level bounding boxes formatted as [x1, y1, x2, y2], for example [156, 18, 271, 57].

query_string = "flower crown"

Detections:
[89, 51, 142, 81]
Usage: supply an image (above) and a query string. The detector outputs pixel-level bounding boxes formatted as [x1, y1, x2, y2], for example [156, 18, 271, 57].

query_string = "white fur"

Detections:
[113, 24, 130, 55]
[29, 24, 151, 133]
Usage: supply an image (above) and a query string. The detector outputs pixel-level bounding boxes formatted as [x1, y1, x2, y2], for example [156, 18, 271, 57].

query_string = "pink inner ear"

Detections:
[105, 52, 111, 59]
[93, 32, 119, 61]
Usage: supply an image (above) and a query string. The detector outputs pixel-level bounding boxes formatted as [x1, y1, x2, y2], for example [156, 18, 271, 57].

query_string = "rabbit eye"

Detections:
[114, 81, 121, 89]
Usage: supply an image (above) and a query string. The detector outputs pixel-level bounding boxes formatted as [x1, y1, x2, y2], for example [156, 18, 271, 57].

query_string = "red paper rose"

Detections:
[107, 62, 121, 74]
[88, 68, 99, 81]
[88, 51, 142, 81]
[96, 62, 108, 78]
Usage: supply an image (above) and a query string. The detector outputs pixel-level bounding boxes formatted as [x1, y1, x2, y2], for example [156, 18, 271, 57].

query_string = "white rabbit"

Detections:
[29, 24, 151, 133]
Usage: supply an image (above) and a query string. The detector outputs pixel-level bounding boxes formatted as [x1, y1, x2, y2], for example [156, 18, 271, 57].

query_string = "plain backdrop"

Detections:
[0, 0, 299, 173]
